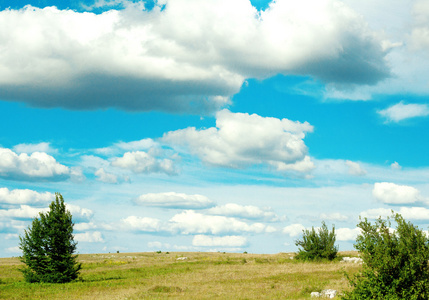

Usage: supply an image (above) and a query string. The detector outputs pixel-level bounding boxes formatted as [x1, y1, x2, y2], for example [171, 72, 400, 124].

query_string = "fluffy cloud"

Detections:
[74, 231, 104, 243]
[111, 151, 177, 175]
[121, 216, 162, 232]
[345, 160, 367, 176]
[336, 228, 361, 241]
[207, 203, 278, 221]
[95, 139, 157, 156]
[410, 0, 429, 51]
[373, 182, 426, 205]
[163, 110, 314, 173]
[0, 205, 47, 219]
[13, 142, 57, 154]
[361, 207, 429, 220]
[0, 203, 93, 221]
[282, 224, 305, 237]
[0, 188, 55, 206]
[169, 210, 275, 235]
[378, 102, 429, 123]
[192, 235, 247, 247]
[66, 204, 94, 222]
[135, 192, 215, 209]
[0, 0, 388, 112]
[0, 148, 70, 181]
[320, 213, 349, 222]
[95, 168, 118, 184]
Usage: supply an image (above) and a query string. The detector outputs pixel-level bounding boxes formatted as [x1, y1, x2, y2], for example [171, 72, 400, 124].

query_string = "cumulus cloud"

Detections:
[111, 151, 177, 175]
[163, 110, 314, 173]
[336, 228, 361, 241]
[320, 213, 349, 222]
[345, 160, 367, 176]
[135, 192, 215, 209]
[192, 235, 247, 247]
[361, 207, 429, 220]
[74, 222, 98, 231]
[13, 142, 57, 154]
[66, 204, 94, 222]
[74, 231, 104, 243]
[121, 216, 162, 232]
[0, 0, 388, 112]
[0, 188, 55, 206]
[378, 101, 429, 123]
[282, 224, 305, 237]
[207, 203, 278, 221]
[410, 0, 429, 51]
[169, 210, 275, 235]
[95, 138, 157, 156]
[95, 168, 118, 183]
[373, 182, 426, 205]
[0, 148, 71, 181]
[0, 205, 47, 219]
[391, 162, 402, 170]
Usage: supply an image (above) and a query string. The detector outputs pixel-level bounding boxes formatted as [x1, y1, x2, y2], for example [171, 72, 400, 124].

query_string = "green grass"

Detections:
[0, 251, 362, 299]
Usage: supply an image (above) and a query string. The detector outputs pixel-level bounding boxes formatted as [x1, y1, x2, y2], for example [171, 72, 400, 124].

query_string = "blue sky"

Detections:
[1, 0, 429, 256]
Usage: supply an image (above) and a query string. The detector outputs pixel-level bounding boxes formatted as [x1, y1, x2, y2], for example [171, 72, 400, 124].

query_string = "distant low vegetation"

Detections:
[294, 221, 338, 261]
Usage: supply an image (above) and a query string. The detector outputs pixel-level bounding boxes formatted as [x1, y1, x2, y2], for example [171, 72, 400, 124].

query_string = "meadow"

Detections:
[0, 251, 362, 299]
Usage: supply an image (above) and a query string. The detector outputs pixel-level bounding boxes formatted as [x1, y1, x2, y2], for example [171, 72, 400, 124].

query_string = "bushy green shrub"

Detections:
[19, 193, 81, 283]
[343, 213, 429, 300]
[295, 221, 338, 261]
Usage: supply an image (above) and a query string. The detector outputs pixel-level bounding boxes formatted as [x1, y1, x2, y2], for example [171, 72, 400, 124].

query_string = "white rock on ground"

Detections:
[311, 289, 337, 298]
[341, 257, 363, 263]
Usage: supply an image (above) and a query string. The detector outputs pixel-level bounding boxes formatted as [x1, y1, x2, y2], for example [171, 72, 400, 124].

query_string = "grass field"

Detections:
[0, 251, 362, 299]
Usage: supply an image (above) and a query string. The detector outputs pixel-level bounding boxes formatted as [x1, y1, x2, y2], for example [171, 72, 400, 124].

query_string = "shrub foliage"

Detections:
[19, 193, 81, 283]
[343, 213, 429, 300]
[295, 221, 338, 261]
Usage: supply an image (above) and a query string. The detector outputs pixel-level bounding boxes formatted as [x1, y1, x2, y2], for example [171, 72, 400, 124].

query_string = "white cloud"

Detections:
[74, 222, 98, 231]
[0, 188, 55, 206]
[121, 216, 162, 232]
[147, 241, 171, 249]
[391, 162, 402, 170]
[13, 142, 57, 154]
[282, 224, 305, 237]
[74, 231, 104, 243]
[345, 160, 367, 176]
[95, 168, 118, 184]
[0, 1, 388, 112]
[320, 213, 349, 222]
[206, 203, 278, 221]
[378, 101, 429, 122]
[373, 182, 425, 204]
[336, 228, 361, 241]
[6, 246, 21, 253]
[4, 233, 19, 240]
[111, 151, 177, 175]
[163, 110, 314, 173]
[361, 207, 429, 220]
[135, 192, 215, 209]
[95, 138, 157, 156]
[192, 235, 247, 247]
[169, 210, 275, 235]
[0, 148, 70, 181]
[0, 205, 48, 219]
[66, 204, 94, 222]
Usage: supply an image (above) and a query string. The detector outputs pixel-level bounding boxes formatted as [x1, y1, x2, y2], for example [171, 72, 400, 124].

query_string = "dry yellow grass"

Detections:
[0, 251, 362, 299]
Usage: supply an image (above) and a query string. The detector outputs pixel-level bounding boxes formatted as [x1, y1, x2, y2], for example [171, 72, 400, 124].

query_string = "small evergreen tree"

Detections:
[19, 193, 81, 283]
[295, 221, 338, 261]
[343, 213, 429, 300]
